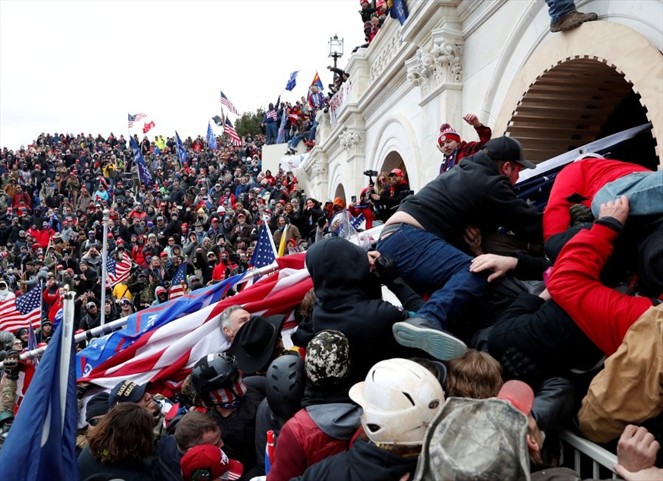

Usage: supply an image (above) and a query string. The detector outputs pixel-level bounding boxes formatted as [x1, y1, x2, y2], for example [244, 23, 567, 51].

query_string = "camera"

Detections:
[363, 170, 378, 177]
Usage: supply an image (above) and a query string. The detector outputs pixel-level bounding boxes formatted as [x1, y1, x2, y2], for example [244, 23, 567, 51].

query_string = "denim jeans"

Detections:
[545, 0, 576, 23]
[377, 225, 487, 330]
[265, 123, 278, 145]
[591, 170, 663, 218]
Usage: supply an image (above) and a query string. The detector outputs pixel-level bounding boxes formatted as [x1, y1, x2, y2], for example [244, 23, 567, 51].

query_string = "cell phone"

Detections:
[351, 195, 357, 203]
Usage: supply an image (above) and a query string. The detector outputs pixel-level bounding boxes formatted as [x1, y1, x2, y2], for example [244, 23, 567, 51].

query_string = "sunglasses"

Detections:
[88, 417, 102, 426]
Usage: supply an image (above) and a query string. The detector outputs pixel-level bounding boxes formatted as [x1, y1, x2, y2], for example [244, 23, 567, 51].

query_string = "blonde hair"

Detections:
[445, 349, 503, 399]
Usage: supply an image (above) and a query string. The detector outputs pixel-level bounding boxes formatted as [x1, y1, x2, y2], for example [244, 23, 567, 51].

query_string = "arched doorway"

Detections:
[333, 183, 346, 202]
[379, 151, 409, 182]
[506, 58, 658, 170]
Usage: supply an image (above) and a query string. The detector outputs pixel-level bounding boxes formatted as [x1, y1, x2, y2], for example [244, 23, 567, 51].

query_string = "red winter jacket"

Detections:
[267, 408, 353, 481]
[547, 222, 653, 355]
[543, 158, 650, 240]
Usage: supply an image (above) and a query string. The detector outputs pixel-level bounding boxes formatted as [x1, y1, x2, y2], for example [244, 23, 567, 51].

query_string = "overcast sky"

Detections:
[0, 0, 366, 150]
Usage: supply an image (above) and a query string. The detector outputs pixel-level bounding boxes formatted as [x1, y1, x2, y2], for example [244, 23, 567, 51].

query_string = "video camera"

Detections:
[363, 170, 379, 186]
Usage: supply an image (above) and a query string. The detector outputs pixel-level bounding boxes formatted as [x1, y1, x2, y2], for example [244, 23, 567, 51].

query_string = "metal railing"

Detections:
[560, 430, 618, 479]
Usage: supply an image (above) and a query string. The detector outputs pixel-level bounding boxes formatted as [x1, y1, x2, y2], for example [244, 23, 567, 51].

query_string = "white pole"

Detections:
[58, 287, 75, 432]
[100, 209, 110, 326]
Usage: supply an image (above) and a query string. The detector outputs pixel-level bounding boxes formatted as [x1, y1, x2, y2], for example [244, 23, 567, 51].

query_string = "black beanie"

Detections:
[85, 392, 110, 422]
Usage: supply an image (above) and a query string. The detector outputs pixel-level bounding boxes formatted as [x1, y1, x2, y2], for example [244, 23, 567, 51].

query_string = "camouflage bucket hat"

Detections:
[413, 397, 531, 481]
[305, 329, 351, 387]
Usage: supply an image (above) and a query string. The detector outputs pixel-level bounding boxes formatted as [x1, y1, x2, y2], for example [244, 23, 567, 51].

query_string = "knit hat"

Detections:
[85, 392, 110, 422]
[438, 123, 461, 144]
[332, 197, 345, 210]
[305, 330, 351, 387]
[180, 444, 243, 481]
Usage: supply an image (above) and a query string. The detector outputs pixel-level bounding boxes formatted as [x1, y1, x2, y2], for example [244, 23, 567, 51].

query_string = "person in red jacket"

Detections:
[547, 196, 660, 356]
[437, 113, 492, 174]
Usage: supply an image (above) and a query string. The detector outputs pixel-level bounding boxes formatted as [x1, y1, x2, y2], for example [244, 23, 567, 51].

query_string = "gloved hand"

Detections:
[569, 204, 594, 227]
[316, 217, 327, 228]
[374, 255, 398, 281]
[2, 350, 22, 381]
[500, 346, 542, 386]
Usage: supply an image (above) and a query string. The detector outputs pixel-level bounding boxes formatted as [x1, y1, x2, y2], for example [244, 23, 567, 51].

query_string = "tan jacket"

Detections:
[578, 304, 663, 443]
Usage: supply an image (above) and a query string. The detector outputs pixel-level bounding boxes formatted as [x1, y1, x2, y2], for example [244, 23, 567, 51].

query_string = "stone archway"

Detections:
[492, 22, 662, 168]
[379, 151, 407, 180]
[333, 183, 346, 202]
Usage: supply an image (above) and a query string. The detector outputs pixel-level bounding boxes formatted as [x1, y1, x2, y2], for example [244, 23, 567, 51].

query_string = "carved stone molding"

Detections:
[406, 27, 464, 97]
[309, 159, 328, 179]
[369, 34, 401, 84]
[339, 128, 366, 156]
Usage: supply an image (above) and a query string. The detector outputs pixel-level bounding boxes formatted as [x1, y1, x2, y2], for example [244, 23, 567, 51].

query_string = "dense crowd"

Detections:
[1, 1, 662, 480]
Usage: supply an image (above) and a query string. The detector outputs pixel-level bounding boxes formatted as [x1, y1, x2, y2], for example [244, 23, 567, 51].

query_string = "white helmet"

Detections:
[349, 358, 445, 445]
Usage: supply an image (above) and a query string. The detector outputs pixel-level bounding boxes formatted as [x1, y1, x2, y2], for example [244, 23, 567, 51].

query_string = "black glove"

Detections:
[374, 255, 398, 281]
[3, 350, 22, 381]
[569, 203, 594, 227]
[500, 346, 542, 386]
[316, 217, 327, 228]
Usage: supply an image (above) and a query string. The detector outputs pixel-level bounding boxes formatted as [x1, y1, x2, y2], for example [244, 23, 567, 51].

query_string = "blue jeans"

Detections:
[545, 0, 576, 23]
[288, 131, 310, 150]
[591, 170, 663, 218]
[377, 225, 487, 330]
[265, 123, 278, 145]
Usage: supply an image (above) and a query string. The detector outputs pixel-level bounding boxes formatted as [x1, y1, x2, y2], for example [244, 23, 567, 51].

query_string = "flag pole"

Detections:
[59, 286, 75, 432]
[0, 224, 385, 366]
[100, 209, 110, 326]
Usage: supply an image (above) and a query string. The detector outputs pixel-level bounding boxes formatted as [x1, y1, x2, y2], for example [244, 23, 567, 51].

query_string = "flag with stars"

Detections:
[285, 71, 298, 91]
[224, 118, 242, 146]
[130, 136, 153, 187]
[168, 264, 187, 300]
[0, 285, 42, 332]
[128, 112, 146, 128]
[251, 224, 277, 269]
[107, 252, 132, 287]
[175, 131, 189, 165]
[220, 91, 239, 115]
[206, 121, 217, 150]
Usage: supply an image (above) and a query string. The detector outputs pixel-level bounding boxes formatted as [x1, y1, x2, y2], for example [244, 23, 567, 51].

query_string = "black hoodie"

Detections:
[305, 237, 415, 384]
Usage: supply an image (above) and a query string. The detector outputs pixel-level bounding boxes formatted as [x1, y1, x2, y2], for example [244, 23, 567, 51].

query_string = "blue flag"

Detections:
[285, 71, 298, 91]
[130, 136, 153, 186]
[206, 121, 217, 150]
[0, 321, 79, 481]
[175, 131, 189, 165]
[76, 272, 246, 378]
[390, 0, 409, 25]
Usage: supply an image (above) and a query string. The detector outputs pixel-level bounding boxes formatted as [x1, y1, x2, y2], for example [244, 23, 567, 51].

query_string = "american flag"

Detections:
[107, 252, 132, 287]
[78, 255, 312, 396]
[0, 285, 42, 332]
[250, 224, 277, 269]
[168, 264, 187, 300]
[128, 112, 147, 128]
[220, 91, 239, 115]
[224, 118, 242, 146]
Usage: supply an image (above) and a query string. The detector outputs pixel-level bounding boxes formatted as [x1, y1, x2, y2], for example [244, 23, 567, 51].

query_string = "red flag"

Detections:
[78, 256, 311, 397]
[142, 121, 155, 134]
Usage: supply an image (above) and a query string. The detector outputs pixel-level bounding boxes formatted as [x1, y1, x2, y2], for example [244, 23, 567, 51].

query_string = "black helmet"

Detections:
[266, 354, 306, 421]
[191, 353, 238, 394]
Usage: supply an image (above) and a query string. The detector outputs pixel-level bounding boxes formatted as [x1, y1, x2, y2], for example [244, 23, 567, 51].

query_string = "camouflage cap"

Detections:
[413, 397, 531, 481]
[305, 329, 351, 387]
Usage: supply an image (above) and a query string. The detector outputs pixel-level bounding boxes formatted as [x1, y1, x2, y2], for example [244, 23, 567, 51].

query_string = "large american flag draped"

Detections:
[0, 285, 42, 332]
[224, 118, 242, 146]
[128, 112, 147, 128]
[107, 252, 132, 287]
[220, 91, 239, 115]
[78, 255, 311, 397]
[168, 264, 187, 300]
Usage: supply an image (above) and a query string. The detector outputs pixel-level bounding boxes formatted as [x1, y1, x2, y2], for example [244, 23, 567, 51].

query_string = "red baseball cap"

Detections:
[180, 445, 243, 481]
[389, 168, 403, 177]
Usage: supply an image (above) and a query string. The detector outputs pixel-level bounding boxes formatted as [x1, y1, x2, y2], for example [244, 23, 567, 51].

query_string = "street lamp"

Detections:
[328, 34, 344, 69]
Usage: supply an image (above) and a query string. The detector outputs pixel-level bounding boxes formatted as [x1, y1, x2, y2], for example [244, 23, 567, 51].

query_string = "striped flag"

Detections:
[224, 118, 242, 146]
[251, 224, 277, 268]
[128, 112, 146, 128]
[310, 71, 324, 90]
[220, 91, 239, 115]
[78, 255, 311, 396]
[0, 285, 42, 332]
[107, 252, 132, 287]
[168, 264, 187, 300]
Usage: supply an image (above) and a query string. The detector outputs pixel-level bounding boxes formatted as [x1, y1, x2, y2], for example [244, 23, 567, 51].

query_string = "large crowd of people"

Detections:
[1, 1, 662, 480]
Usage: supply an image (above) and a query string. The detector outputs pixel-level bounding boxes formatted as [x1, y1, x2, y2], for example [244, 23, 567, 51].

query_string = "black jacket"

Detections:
[305, 237, 420, 384]
[399, 151, 542, 248]
[291, 438, 417, 481]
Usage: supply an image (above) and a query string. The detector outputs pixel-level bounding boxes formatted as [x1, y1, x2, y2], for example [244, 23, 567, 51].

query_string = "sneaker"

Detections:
[550, 10, 598, 32]
[392, 317, 468, 361]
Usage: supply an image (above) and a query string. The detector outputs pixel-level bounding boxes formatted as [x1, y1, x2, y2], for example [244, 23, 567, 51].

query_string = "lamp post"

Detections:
[100, 209, 110, 326]
[328, 34, 344, 69]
